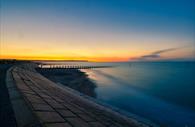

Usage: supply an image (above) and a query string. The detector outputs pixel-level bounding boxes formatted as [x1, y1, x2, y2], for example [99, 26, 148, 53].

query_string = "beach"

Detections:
[37, 68, 97, 97]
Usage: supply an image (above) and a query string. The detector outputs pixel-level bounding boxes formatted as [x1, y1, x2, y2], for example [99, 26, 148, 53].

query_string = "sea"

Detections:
[41, 61, 195, 127]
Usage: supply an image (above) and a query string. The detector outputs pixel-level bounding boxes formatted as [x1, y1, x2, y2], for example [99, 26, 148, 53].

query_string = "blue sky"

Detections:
[2, 0, 194, 34]
[1, 0, 195, 61]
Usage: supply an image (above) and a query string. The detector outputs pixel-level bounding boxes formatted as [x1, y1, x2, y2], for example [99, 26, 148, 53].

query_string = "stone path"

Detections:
[7, 66, 152, 127]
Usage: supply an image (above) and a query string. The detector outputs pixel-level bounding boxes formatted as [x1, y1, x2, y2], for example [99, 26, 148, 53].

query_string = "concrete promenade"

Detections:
[6, 65, 152, 127]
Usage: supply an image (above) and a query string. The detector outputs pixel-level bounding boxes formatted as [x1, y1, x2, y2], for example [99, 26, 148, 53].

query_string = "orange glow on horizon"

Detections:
[0, 55, 130, 62]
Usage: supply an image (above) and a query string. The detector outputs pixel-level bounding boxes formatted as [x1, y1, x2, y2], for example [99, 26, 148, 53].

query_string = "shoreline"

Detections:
[36, 67, 159, 127]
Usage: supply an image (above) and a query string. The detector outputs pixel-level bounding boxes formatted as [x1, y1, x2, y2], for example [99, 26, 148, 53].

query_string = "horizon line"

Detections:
[1, 58, 195, 63]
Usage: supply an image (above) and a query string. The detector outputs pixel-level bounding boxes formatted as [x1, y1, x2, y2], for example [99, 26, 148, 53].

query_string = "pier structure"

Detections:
[38, 64, 114, 69]
[6, 64, 152, 127]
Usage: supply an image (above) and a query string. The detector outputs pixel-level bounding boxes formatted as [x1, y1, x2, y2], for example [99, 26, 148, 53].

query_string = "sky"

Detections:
[0, 0, 195, 62]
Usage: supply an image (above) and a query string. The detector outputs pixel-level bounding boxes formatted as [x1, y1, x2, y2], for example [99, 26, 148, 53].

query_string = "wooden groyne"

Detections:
[38, 64, 114, 69]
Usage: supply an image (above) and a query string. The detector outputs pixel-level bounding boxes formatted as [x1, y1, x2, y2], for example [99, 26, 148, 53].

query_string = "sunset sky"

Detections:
[0, 0, 195, 62]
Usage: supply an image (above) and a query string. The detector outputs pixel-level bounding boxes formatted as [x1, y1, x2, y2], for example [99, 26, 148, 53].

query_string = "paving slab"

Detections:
[45, 99, 65, 109]
[57, 110, 76, 117]
[35, 111, 65, 123]
[78, 114, 95, 122]
[31, 103, 54, 111]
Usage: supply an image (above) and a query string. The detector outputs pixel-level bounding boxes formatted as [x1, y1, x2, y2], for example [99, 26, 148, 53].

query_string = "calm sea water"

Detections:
[42, 61, 195, 127]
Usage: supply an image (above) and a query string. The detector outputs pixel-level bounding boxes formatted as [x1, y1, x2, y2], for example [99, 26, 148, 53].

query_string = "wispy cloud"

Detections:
[132, 46, 188, 61]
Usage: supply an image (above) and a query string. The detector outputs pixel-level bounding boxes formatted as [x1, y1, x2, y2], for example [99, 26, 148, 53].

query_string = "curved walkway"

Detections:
[6, 65, 152, 127]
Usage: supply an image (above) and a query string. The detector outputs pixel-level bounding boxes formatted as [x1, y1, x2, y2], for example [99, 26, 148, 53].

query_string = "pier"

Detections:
[6, 64, 151, 127]
[38, 64, 114, 69]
